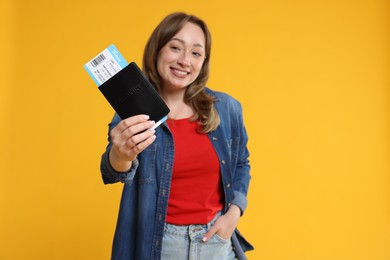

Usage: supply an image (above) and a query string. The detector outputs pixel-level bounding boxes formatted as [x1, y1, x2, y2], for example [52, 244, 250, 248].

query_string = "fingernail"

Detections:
[144, 115, 150, 120]
[202, 237, 207, 242]
[149, 129, 156, 134]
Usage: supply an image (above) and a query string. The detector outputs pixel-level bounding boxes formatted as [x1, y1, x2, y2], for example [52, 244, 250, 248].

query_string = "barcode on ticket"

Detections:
[90, 54, 106, 68]
[84, 44, 128, 86]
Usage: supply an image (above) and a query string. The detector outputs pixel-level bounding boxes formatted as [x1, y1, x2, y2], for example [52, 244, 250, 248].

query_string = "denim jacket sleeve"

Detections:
[212, 90, 254, 257]
[211, 90, 251, 215]
[100, 113, 139, 185]
[229, 99, 251, 215]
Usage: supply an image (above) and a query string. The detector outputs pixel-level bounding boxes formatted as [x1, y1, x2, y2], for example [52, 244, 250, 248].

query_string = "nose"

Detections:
[178, 51, 190, 67]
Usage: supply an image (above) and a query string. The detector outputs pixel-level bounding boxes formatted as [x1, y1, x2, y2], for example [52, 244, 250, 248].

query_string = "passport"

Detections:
[84, 45, 170, 129]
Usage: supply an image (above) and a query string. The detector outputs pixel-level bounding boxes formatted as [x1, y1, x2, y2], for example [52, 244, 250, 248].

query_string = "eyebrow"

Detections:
[170, 37, 204, 48]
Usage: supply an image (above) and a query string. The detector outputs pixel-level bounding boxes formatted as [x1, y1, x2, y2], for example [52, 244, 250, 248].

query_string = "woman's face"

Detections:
[157, 22, 206, 92]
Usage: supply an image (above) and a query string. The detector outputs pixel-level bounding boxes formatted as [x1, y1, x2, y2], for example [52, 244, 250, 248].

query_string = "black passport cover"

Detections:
[98, 62, 170, 122]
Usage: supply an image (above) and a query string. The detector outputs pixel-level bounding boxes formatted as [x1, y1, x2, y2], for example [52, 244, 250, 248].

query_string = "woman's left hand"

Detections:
[202, 205, 241, 242]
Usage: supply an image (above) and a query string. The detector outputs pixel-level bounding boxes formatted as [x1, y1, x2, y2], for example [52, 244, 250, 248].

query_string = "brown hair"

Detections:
[142, 12, 220, 133]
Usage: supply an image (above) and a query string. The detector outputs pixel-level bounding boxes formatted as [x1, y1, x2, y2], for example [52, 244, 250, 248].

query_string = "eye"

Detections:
[192, 52, 203, 58]
[170, 46, 181, 52]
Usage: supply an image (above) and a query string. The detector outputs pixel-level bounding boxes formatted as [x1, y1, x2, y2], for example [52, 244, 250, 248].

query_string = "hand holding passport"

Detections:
[84, 44, 170, 129]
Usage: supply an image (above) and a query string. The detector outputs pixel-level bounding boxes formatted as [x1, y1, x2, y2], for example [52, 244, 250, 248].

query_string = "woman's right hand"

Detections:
[109, 115, 156, 172]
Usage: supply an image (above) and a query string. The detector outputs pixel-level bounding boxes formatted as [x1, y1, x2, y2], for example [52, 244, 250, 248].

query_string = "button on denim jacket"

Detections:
[101, 88, 254, 260]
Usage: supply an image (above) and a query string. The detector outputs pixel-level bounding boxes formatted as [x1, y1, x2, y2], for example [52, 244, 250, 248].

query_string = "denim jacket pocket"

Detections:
[137, 143, 157, 184]
[226, 137, 240, 161]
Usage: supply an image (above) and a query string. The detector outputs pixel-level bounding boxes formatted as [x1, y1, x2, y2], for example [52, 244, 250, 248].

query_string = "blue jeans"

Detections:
[161, 213, 236, 260]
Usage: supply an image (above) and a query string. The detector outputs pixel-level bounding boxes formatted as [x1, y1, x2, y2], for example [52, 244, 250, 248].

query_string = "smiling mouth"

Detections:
[171, 67, 190, 76]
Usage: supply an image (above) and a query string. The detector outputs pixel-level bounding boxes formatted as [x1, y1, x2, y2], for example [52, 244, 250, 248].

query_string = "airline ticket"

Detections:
[84, 44, 128, 86]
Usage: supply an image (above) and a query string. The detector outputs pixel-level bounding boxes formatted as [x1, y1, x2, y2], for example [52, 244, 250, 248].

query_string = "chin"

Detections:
[168, 81, 192, 89]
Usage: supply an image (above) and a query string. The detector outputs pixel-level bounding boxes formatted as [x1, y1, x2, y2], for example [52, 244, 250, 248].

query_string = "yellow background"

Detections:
[1, 0, 389, 259]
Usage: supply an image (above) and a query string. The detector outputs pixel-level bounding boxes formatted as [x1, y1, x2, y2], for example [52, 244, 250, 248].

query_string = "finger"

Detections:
[120, 120, 155, 141]
[202, 225, 219, 243]
[129, 133, 157, 155]
[113, 120, 155, 144]
[116, 115, 150, 133]
[124, 128, 156, 149]
[110, 115, 150, 140]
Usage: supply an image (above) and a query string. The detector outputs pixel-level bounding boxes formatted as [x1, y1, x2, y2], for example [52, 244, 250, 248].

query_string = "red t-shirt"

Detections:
[166, 118, 224, 225]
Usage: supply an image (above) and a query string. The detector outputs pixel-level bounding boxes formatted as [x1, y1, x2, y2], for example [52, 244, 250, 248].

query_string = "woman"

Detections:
[100, 12, 253, 260]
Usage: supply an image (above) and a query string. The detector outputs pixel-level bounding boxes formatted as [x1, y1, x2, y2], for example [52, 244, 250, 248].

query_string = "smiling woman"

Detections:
[143, 12, 219, 132]
[157, 23, 206, 92]
[100, 12, 253, 260]
[156, 22, 206, 119]
[2, 1, 390, 260]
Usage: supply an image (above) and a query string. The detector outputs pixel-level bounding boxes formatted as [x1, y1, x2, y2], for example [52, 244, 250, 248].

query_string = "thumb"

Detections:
[202, 226, 218, 243]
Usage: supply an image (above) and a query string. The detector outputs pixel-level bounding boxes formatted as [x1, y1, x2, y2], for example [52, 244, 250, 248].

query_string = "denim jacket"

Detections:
[100, 88, 254, 260]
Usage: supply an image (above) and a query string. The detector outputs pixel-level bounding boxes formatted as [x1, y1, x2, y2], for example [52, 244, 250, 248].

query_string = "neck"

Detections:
[160, 88, 185, 104]
[161, 89, 193, 119]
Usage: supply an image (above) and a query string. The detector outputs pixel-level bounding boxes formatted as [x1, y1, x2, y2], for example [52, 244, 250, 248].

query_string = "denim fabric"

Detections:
[161, 212, 236, 260]
[100, 88, 253, 260]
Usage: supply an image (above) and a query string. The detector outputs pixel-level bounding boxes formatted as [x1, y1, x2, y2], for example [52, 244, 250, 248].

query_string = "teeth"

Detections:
[174, 69, 188, 75]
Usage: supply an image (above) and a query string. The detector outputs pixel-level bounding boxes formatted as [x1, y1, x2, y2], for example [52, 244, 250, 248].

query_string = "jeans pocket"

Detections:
[212, 233, 231, 244]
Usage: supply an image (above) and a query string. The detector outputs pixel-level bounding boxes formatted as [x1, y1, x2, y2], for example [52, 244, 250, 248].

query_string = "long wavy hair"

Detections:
[142, 12, 220, 133]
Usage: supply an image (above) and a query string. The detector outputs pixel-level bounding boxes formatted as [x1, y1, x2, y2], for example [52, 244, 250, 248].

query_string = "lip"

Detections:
[170, 67, 190, 78]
